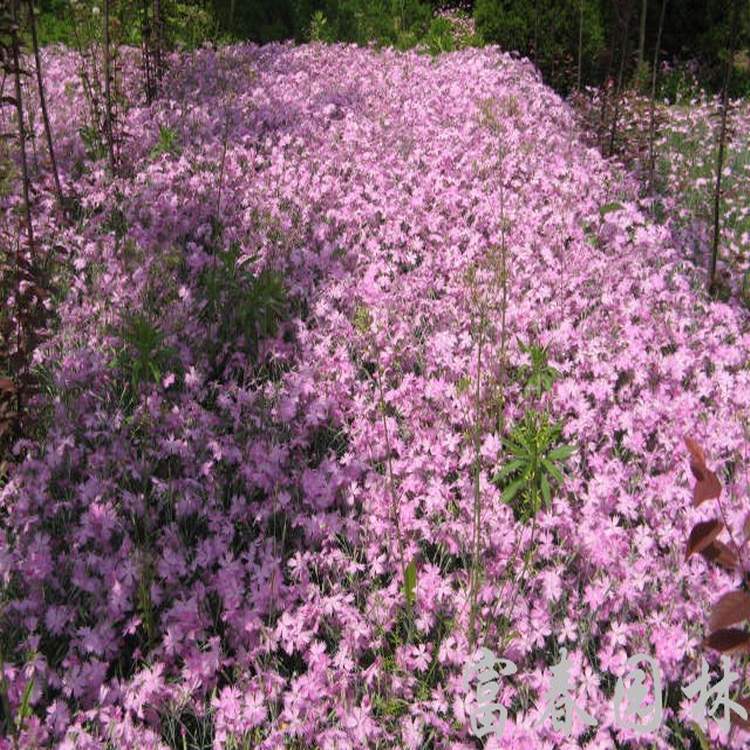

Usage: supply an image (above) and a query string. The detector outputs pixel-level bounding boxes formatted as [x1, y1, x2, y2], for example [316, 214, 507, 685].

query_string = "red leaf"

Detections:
[685, 436, 706, 467]
[709, 591, 750, 633]
[731, 697, 750, 730]
[701, 540, 739, 571]
[690, 460, 707, 482]
[685, 437, 706, 482]
[686, 519, 724, 560]
[0, 377, 14, 394]
[703, 628, 750, 655]
[693, 469, 722, 507]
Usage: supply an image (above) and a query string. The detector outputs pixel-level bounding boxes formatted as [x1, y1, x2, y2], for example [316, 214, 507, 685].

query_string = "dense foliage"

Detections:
[474, 0, 607, 90]
[28, 1, 750, 94]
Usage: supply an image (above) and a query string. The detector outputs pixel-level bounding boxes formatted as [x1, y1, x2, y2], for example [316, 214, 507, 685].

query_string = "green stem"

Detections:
[500, 498, 538, 650]
[376, 366, 411, 633]
[468, 310, 485, 649]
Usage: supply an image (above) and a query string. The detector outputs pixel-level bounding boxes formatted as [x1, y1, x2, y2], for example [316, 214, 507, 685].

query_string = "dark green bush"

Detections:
[474, 0, 606, 91]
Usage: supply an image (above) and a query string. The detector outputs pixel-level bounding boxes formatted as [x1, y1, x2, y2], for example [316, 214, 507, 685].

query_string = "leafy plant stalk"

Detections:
[682, 435, 750, 736]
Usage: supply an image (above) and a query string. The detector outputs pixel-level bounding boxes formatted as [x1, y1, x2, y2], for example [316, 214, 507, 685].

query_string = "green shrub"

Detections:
[299, 0, 432, 46]
[111, 311, 178, 407]
[493, 410, 575, 521]
[149, 125, 181, 160]
[474, 0, 606, 92]
[424, 16, 456, 54]
[198, 236, 287, 372]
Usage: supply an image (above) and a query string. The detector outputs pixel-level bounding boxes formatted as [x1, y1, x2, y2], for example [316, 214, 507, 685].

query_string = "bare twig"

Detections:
[26, 0, 65, 215]
[647, 0, 668, 194]
[10, 0, 34, 256]
[708, 0, 741, 294]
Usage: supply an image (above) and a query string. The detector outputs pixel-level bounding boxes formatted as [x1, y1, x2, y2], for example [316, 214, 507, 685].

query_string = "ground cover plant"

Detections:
[4, 29, 750, 750]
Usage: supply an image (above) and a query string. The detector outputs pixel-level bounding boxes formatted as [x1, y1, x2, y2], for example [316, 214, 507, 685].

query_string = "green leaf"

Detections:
[542, 459, 564, 484]
[505, 440, 529, 457]
[16, 675, 33, 731]
[599, 201, 623, 217]
[502, 478, 525, 503]
[541, 474, 551, 506]
[690, 722, 710, 750]
[548, 445, 575, 461]
[494, 459, 524, 481]
[404, 559, 417, 609]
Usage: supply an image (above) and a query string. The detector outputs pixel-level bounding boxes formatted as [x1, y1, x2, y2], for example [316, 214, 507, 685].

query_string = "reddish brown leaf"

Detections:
[685, 436, 706, 466]
[701, 540, 740, 570]
[709, 591, 750, 633]
[685, 436, 713, 486]
[731, 697, 750, 730]
[690, 461, 707, 482]
[0, 377, 14, 394]
[686, 519, 724, 560]
[693, 469, 722, 506]
[703, 628, 750, 655]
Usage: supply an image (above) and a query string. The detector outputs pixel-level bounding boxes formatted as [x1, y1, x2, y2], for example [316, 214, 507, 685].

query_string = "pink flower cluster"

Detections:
[2, 41, 750, 749]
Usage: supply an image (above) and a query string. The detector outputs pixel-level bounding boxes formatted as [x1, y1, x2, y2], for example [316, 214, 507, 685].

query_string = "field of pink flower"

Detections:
[574, 84, 750, 298]
[3, 42, 750, 750]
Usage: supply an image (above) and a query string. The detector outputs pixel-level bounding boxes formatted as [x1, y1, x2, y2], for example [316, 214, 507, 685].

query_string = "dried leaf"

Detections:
[701, 540, 739, 570]
[0, 377, 14, 394]
[709, 591, 750, 633]
[686, 519, 724, 560]
[703, 628, 750, 655]
[693, 468, 722, 507]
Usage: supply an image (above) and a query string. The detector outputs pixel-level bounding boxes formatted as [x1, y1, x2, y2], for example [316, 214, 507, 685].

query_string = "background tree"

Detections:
[474, 0, 606, 92]
[637, 0, 646, 68]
